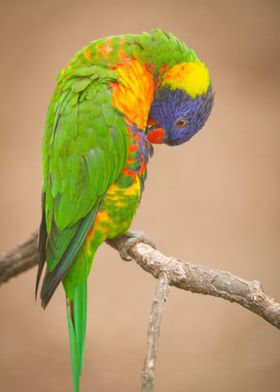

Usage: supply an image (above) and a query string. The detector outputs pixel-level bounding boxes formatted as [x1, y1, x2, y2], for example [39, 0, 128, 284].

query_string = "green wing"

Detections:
[37, 66, 128, 306]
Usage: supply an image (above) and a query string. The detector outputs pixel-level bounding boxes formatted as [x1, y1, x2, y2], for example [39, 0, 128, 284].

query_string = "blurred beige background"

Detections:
[0, 0, 280, 391]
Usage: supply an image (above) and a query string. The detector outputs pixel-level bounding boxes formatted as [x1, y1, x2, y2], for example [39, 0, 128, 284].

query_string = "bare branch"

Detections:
[110, 237, 280, 330]
[141, 272, 170, 392]
[1, 231, 280, 330]
[0, 232, 38, 285]
[1, 231, 279, 392]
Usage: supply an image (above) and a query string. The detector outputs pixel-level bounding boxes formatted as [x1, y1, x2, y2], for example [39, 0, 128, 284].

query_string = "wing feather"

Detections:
[37, 67, 127, 305]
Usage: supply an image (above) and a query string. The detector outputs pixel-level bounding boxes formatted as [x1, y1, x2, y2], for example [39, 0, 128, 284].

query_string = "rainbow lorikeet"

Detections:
[36, 29, 214, 391]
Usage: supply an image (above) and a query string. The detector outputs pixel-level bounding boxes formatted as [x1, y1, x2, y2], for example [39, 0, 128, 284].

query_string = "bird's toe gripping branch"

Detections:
[107, 230, 156, 261]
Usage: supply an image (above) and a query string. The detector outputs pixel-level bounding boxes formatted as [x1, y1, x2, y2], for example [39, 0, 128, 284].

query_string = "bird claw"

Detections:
[119, 230, 156, 261]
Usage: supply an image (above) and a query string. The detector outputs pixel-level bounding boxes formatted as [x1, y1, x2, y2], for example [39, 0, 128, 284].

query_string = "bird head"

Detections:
[146, 62, 214, 146]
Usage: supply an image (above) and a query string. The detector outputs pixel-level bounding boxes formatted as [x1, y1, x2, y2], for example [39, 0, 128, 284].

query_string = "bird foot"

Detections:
[119, 230, 156, 261]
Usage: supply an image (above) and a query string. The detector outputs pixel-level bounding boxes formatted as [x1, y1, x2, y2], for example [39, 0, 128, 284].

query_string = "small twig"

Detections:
[141, 272, 170, 392]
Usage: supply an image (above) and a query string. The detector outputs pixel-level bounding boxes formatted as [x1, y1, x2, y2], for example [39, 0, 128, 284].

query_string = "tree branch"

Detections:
[0, 232, 38, 285]
[141, 272, 170, 392]
[1, 231, 279, 392]
[108, 234, 280, 330]
[1, 231, 280, 330]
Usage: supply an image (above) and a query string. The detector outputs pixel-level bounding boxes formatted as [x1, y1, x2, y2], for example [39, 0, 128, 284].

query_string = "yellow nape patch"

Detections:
[111, 59, 154, 130]
[162, 62, 210, 98]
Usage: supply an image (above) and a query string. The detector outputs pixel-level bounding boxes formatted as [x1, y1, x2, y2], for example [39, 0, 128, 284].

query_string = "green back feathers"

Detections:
[62, 29, 199, 77]
[43, 68, 126, 232]
[38, 61, 128, 305]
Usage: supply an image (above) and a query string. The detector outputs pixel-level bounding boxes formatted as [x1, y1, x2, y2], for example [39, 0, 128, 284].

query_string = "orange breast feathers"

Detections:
[110, 58, 155, 131]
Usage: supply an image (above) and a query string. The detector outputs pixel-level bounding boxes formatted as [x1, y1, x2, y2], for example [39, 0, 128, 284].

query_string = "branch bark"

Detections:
[141, 272, 170, 392]
[1, 231, 280, 330]
[0, 232, 38, 285]
[108, 235, 280, 330]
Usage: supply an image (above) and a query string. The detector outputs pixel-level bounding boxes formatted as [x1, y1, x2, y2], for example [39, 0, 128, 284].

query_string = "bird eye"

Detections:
[174, 117, 188, 128]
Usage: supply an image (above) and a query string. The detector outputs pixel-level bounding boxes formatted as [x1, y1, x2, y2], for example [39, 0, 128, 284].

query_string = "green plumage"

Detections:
[37, 29, 205, 392]
[38, 62, 129, 392]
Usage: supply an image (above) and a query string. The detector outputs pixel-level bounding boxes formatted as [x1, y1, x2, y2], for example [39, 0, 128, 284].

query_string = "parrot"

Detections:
[36, 29, 214, 391]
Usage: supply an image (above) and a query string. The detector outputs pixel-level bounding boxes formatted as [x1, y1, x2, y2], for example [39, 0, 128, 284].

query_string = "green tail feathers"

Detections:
[66, 280, 88, 392]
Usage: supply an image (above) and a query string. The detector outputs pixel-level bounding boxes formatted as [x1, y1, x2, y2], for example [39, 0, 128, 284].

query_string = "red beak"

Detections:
[146, 121, 165, 144]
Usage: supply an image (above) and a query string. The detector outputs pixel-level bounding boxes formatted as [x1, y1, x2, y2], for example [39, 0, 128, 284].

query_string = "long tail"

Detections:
[66, 280, 87, 392]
